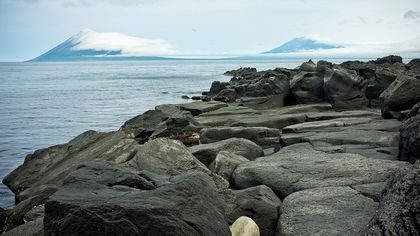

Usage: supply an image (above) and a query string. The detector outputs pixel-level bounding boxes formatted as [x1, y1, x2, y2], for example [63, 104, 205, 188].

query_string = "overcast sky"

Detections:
[1, 0, 419, 61]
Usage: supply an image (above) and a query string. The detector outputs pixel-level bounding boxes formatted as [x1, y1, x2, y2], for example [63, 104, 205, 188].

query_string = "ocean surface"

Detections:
[0, 59, 340, 209]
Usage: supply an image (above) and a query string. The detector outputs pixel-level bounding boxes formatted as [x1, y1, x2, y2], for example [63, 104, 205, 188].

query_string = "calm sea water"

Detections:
[0, 59, 329, 209]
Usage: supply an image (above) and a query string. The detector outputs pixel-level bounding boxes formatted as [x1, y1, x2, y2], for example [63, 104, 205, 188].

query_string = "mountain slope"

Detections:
[262, 37, 344, 54]
[28, 29, 176, 62]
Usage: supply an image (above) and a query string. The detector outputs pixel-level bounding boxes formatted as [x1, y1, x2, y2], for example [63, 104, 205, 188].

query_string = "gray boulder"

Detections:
[366, 63, 406, 107]
[2, 218, 43, 236]
[379, 75, 420, 119]
[278, 186, 379, 236]
[228, 185, 282, 236]
[208, 80, 229, 96]
[188, 138, 264, 166]
[214, 88, 238, 102]
[2, 131, 138, 231]
[290, 72, 325, 103]
[199, 126, 281, 151]
[209, 151, 250, 183]
[119, 138, 237, 212]
[232, 143, 412, 199]
[324, 66, 369, 110]
[362, 163, 420, 235]
[298, 59, 317, 72]
[44, 162, 231, 236]
[405, 58, 420, 78]
[398, 102, 420, 163]
[119, 109, 166, 142]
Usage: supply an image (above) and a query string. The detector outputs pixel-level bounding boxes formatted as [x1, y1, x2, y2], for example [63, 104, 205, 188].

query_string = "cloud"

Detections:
[70, 29, 179, 56]
[404, 10, 420, 19]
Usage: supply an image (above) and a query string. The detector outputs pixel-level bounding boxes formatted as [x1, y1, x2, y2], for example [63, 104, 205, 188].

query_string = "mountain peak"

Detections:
[261, 37, 344, 54]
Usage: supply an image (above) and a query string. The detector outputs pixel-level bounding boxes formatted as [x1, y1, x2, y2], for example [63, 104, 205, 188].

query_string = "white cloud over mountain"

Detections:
[70, 29, 178, 56]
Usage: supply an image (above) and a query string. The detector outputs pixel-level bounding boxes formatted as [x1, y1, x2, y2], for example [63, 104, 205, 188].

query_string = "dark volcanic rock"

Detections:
[398, 102, 420, 163]
[189, 138, 264, 166]
[370, 55, 403, 65]
[44, 162, 231, 236]
[199, 126, 281, 151]
[228, 185, 282, 236]
[119, 109, 166, 142]
[362, 163, 420, 235]
[232, 143, 412, 199]
[208, 81, 229, 96]
[2, 130, 139, 231]
[279, 186, 379, 236]
[290, 72, 325, 103]
[379, 75, 420, 119]
[323, 66, 369, 111]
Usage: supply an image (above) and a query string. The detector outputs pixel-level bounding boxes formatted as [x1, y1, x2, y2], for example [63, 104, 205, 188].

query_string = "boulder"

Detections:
[370, 55, 403, 65]
[278, 186, 379, 236]
[398, 102, 420, 163]
[121, 138, 208, 175]
[0, 207, 8, 234]
[43, 162, 231, 236]
[324, 66, 369, 110]
[228, 186, 281, 236]
[2, 130, 138, 231]
[405, 58, 420, 78]
[316, 60, 333, 78]
[119, 138, 237, 212]
[224, 67, 257, 77]
[232, 143, 412, 199]
[119, 109, 166, 142]
[379, 75, 420, 119]
[214, 88, 238, 102]
[298, 59, 317, 72]
[188, 138, 264, 166]
[230, 216, 260, 236]
[2, 218, 43, 236]
[351, 182, 387, 202]
[340, 60, 376, 79]
[199, 126, 281, 151]
[366, 63, 406, 107]
[177, 101, 228, 116]
[290, 72, 325, 103]
[362, 163, 420, 235]
[149, 116, 204, 144]
[209, 151, 250, 183]
[208, 81, 229, 96]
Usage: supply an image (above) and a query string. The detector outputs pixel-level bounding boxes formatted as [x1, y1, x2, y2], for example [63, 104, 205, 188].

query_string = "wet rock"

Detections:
[379, 75, 420, 119]
[398, 102, 420, 163]
[278, 186, 379, 236]
[214, 88, 238, 102]
[188, 138, 264, 166]
[199, 126, 281, 151]
[228, 186, 281, 236]
[43, 162, 231, 236]
[208, 81, 229, 96]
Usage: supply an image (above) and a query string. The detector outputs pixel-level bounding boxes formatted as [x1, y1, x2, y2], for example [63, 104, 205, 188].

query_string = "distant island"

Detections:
[261, 37, 344, 54]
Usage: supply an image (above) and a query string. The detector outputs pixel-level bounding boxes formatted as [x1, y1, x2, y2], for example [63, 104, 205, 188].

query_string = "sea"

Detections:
[0, 58, 350, 209]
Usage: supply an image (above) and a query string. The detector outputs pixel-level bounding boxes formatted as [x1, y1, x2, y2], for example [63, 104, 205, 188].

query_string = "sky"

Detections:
[0, 0, 420, 61]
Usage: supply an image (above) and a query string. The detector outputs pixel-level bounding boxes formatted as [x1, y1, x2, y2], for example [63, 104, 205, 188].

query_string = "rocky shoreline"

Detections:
[1, 55, 420, 235]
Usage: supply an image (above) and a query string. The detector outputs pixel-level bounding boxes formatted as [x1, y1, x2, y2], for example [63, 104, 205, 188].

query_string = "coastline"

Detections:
[1, 55, 420, 235]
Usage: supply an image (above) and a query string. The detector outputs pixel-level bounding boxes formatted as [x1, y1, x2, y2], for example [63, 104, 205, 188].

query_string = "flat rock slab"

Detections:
[232, 143, 412, 199]
[177, 101, 228, 116]
[278, 186, 378, 236]
[199, 126, 281, 150]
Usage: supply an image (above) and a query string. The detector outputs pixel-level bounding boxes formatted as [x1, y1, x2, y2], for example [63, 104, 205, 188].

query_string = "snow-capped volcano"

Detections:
[261, 37, 344, 54]
[28, 29, 177, 61]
